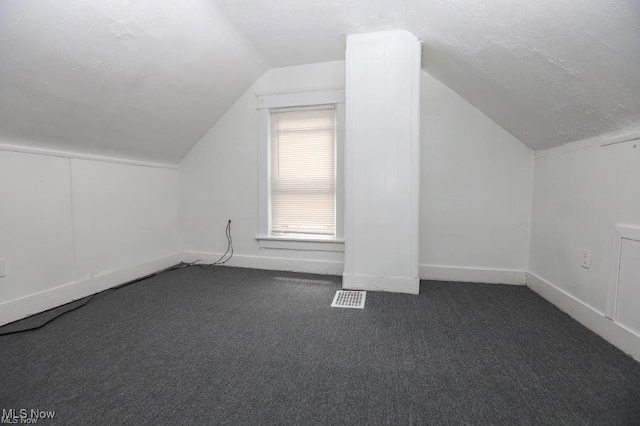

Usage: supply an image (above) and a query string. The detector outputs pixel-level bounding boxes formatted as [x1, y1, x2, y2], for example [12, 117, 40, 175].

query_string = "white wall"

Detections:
[0, 152, 76, 303]
[180, 62, 346, 274]
[0, 150, 180, 325]
[420, 71, 533, 281]
[180, 61, 534, 282]
[343, 31, 421, 294]
[71, 159, 180, 279]
[529, 136, 640, 359]
[530, 140, 640, 312]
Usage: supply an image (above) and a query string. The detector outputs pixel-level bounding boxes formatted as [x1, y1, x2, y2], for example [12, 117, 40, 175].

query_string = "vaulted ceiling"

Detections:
[0, 0, 269, 163]
[1, 0, 639, 163]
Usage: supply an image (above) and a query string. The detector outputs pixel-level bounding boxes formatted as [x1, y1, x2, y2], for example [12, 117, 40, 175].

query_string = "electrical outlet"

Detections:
[581, 249, 591, 269]
[0, 258, 5, 277]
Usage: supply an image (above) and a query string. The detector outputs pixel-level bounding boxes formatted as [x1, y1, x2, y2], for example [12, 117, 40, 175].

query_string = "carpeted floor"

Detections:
[1, 266, 640, 425]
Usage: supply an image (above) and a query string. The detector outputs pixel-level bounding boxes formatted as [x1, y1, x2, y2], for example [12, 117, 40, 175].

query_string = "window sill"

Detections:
[256, 236, 345, 252]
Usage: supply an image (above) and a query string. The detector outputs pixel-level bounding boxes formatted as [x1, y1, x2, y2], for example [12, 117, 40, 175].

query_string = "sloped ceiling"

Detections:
[1, 0, 639, 163]
[0, 0, 270, 163]
[216, 0, 640, 151]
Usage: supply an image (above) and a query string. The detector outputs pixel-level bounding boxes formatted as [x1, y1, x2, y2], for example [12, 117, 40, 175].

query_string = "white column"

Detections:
[343, 30, 421, 294]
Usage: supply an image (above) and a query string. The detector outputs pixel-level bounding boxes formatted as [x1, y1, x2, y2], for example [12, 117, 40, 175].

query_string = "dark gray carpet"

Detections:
[1, 266, 640, 425]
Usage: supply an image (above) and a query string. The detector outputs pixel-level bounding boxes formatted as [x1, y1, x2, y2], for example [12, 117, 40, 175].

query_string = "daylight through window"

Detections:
[269, 107, 336, 238]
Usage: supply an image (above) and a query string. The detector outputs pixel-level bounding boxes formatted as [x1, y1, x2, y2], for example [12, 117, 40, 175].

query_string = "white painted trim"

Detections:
[257, 89, 345, 240]
[527, 272, 640, 362]
[258, 108, 271, 237]
[600, 133, 640, 148]
[0, 142, 178, 169]
[410, 38, 422, 279]
[182, 251, 344, 275]
[615, 224, 640, 241]
[343, 274, 420, 295]
[256, 236, 345, 252]
[257, 89, 345, 109]
[334, 103, 346, 241]
[0, 253, 181, 326]
[605, 229, 624, 319]
[535, 127, 640, 158]
[256, 236, 345, 243]
[256, 86, 344, 97]
[420, 265, 527, 285]
[255, 85, 345, 98]
[605, 225, 640, 319]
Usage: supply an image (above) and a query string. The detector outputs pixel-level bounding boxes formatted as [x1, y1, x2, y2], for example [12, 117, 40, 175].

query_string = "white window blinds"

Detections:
[270, 107, 336, 238]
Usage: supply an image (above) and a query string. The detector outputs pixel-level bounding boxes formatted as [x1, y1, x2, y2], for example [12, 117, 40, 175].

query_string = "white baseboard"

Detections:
[420, 265, 527, 285]
[527, 272, 640, 362]
[182, 251, 344, 275]
[342, 274, 420, 294]
[182, 251, 527, 287]
[0, 253, 182, 326]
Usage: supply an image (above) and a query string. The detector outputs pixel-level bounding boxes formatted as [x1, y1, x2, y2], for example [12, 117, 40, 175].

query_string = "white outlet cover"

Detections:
[581, 249, 591, 269]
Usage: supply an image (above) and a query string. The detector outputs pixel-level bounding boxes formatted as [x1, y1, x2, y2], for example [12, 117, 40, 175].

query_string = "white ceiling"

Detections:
[0, 0, 269, 163]
[1, 0, 639, 163]
[216, 0, 640, 150]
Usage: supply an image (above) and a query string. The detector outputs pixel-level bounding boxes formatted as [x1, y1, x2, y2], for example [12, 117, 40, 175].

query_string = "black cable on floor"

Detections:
[0, 261, 197, 337]
[0, 296, 95, 337]
[197, 219, 234, 267]
[0, 220, 233, 337]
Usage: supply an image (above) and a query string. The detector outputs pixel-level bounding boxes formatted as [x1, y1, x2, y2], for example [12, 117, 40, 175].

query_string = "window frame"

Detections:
[257, 89, 345, 252]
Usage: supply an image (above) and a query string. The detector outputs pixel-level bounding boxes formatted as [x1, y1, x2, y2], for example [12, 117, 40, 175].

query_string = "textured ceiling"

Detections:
[1, 0, 639, 163]
[216, 0, 640, 151]
[0, 0, 269, 163]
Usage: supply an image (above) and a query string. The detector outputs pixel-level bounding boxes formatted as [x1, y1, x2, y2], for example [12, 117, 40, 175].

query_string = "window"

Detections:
[257, 89, 344, 251]
[270, 107, 336, 238]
